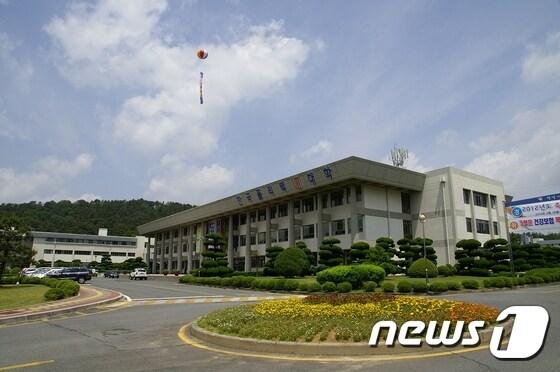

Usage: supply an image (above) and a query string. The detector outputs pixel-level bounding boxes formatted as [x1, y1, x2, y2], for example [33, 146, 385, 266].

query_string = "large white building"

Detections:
[30, 228, 149, 265]
[138, 156, 508, 274]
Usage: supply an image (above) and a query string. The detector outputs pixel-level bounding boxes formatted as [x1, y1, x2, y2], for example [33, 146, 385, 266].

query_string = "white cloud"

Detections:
[522, 31, 560, 82]
[46, 1, 309, 158]
[146, 163, 234, 203]
[290, 140, 332, 164]
[466, 99, 560, 198]
[0, 153, 95, 202]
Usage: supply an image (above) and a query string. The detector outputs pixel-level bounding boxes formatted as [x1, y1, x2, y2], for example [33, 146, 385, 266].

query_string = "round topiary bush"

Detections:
[382, 282, 395, 293]
[44, 288, 65, 301]
[412, 281, 428, 293]
[274, 247, 310, 278]
[397, 280, 413, 293]
[316, 264, 385, 288]
[284, 280, 299, 291]
[429, 282, 448, 293]
[446, 281, 461, 291]
[58, 280, 80, 297]
[307, 282, 322, 292]
[408, 258, 438, 278]
[437, 265, 454, 277]
[362, 281, 377, 292]
[461, 279, 480, 289]
[322, 281, 337, 292]
[336, 282, 352, 293]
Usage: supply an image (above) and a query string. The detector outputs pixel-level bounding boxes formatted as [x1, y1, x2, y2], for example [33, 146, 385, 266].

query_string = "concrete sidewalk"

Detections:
[0, 285, 123, 324]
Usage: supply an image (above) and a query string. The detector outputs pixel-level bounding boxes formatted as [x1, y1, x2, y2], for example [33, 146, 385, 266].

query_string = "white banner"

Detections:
[506, 199, 560, 233]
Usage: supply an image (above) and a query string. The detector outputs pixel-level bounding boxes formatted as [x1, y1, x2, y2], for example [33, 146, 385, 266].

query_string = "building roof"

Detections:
[138, 156, 426, 235]
[31, 231, 137, 242]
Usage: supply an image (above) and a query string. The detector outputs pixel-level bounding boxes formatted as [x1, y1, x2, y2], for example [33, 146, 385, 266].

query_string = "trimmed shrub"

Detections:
[382, 282, 395, 293]
[316, 264, 385, 288]
[220, 277, 233, 287]
[0, 276, 19, 284]
[461, 279, 480, 289]
[58, 280, 80, 297]
[437, 265, 454, 277]
[322, 281, 337, 292]
[307, 282, 322, 292]
[297, 282, 309, 292]
[397, 280, 413, 293]
[429, 282, 448, 293]
[502, 277, 514, 288]
[274, 279, 286, 291]
[44, 288, 65, 301]
[274, 247, 310, 278]
[240, 276, 256, 288]
[284, 280, 299, 291]
[408, 258, 438, 278]
[446, 281, 461, 291]
[412, 281, 428, 293]
[337, 282, 352, 293]
[264, 279, 276, 290]
[362, 281, 378, 292]
[517, 277, 526, 286]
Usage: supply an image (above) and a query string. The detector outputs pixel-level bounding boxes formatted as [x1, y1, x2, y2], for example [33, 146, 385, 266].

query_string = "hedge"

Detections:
[412, 281, 428, 293]
[316, 264, 385, 288]
[362, 281, 377, 292]
[382, 282, 395, 293]
[446, 281, 461, 291]
[322, 281, 337, 292]
[461, 279, 480, 289]
[397, 281, 412, 293]
[429, 282, 448, 293]
[44, 288, 65, 301]
[336, 282, 352, 293]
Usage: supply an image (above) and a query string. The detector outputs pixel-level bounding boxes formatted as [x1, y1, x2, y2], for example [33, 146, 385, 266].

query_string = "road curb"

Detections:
[187, 318, 513, 357]
[0, 286, 123, 325]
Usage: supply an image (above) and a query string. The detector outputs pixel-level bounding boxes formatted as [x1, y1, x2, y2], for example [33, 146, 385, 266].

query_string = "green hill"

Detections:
[0, 199, 193, 236]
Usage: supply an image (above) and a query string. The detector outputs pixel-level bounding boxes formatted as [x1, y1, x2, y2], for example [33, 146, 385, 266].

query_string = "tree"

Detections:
[99, 254, 113, 271]
[0, 217, 30, 280]
[319, 238, 343, 267]
[295, 241, 314, 265]
[454, 239, 491, 276]
[199, 233, 232, 276]
[264, 245, 284, 276]
[349, 241, 370, 263]
[274, 247, 310, 278]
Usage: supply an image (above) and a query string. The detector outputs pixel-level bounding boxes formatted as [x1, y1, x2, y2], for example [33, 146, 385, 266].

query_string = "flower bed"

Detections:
[197, 293, 499, 343]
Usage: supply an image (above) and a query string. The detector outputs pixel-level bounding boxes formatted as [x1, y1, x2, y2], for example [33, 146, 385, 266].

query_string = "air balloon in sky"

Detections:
[197, 49, 208, 104]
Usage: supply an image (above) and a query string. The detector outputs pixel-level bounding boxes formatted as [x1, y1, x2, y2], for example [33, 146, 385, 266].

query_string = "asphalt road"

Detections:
[88, 276, 274, 299]
[0, 281, 558, 372]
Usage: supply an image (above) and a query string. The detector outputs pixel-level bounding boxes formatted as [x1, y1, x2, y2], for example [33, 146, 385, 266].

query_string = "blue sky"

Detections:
[1, 0, 559, 204]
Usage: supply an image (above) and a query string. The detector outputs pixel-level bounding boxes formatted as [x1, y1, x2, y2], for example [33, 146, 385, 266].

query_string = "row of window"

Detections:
[44, 237, 136, 246]
[42, 249, 136, 257]
[465, 218, 499, 235]
[463, 189, 497, 208]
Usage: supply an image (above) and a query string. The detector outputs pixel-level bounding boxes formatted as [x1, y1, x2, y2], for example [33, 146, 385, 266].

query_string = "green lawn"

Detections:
[0, 285, 49, 310]
[384, 275, 486, 285]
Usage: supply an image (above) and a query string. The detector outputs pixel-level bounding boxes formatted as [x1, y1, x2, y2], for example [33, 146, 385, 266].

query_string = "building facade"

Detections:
[137, 156, 508, 273]
[30, 229, 149, 265]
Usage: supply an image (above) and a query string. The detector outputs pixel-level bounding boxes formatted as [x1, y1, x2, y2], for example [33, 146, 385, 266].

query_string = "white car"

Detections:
[129, 268, 148, 280]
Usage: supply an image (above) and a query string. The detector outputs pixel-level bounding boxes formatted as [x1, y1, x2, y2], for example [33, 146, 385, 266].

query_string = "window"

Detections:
[331, 190, 344, 207]
[401, 193, 411, 214]
[271, 205, 277, 219]
[490, 195, 497, 209]
[250, 232, 256, 245]
[183, 244, 187, 252]
[239, 235, 246, 246]
[331, 219, 345, 235]
[128, 253, 135, 257]
[278, 229, 288, 242]
[476, 219, 490, 234]
[356, 185, 362, 202]
[75, 250, 91, 256]
[466, 217, 472, 233]
[173, 245, 178, 254]
[346, 187, 351, 203]
[347, 218, 351, 234]
[403, 220, 412, 239]
[111, 252, 127, 257]
[493, 221, 499, 235]
[302, 197, 315, 213]
[322, 194, 328, 208]
[165, 246, 169, 254]
[270, 230, 278, 243]
[250, 211, 256, 223]
[303, 224, 315, 239]
[94, 251, 109, 256]
[463, 189, 471, 204]
[322, 222, 330, 236]
[278, 204, 288, 217]
[258, 232, 266, 244]
[240, 214, 247, 225]
[184, 227, 189, 235]
[294, 226, 301, 240]
[258, 208, 266, 221]
[55, 250, 72, 255]
[174, 230, 179, 238]
[473, 192, 488, 207]
[293, 200, 301, 214]
[165, 231, 170, 239]
[358, 214, 364, 233]
[44, 249, 53, 254]
[157, 234, 162, 241]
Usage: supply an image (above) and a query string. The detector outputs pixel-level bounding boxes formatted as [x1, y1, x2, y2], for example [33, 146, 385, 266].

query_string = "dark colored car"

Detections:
[48, 267, 91, 284]
[104, 271, 120, 279]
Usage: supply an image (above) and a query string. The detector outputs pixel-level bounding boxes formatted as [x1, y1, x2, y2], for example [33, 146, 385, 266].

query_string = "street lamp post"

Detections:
[419, 213, 429, 290]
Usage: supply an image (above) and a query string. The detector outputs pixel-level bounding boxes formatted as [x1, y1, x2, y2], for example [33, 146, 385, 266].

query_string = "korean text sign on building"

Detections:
[506, 193, 560, 233]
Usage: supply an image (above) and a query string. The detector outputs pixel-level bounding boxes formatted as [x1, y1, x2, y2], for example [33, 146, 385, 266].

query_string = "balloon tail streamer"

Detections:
[199, 71, 204, 104]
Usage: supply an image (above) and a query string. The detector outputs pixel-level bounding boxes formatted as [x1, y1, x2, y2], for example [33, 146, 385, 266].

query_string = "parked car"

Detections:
[33, 267, 62, 278]
[21, 267, 38, 276]
[47, 267, 91, 284]
[129, 268, 147, 280]
[104, 271, 119, 278]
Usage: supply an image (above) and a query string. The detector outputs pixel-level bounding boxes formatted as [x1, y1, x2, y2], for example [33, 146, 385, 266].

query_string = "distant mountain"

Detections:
[0, 199, 193, 236]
